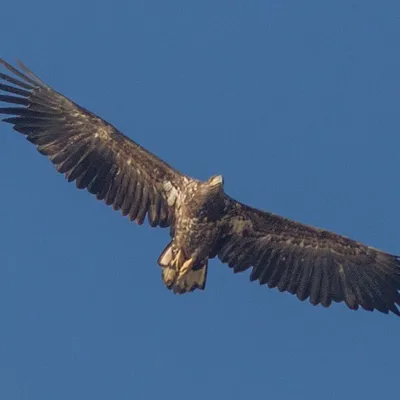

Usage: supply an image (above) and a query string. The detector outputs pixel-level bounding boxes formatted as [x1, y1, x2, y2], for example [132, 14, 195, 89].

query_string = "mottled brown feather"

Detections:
[218, 196, 400, 316]
[0, 58, 186, 228]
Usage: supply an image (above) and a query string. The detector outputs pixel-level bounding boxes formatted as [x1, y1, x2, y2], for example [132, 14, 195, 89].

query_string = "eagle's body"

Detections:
[1, 58, 400, 316]
[159, 176, 226, 292]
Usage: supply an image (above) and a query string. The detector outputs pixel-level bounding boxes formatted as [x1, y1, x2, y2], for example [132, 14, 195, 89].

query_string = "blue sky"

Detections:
[0, 1, 399, 399]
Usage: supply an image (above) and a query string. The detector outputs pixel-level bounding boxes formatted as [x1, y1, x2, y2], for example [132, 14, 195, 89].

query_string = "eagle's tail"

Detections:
[158, 243, 208, 294]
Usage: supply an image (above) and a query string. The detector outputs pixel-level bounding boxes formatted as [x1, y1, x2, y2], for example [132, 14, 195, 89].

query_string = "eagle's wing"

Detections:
[216, 196, 400, 316]
[0, 59, 188, 227]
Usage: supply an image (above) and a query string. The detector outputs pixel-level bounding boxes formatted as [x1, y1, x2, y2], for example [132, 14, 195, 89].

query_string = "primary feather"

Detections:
[0, 58, 183, 227]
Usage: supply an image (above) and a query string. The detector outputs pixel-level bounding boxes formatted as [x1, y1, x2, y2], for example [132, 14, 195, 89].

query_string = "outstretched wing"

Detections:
[216, 196, 400, 316]
[0, 59, 188, 227]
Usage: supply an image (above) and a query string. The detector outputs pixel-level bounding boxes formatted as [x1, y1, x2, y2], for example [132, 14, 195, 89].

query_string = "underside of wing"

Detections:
[0, 58, 188, 227]
[216, 196, 400, 316]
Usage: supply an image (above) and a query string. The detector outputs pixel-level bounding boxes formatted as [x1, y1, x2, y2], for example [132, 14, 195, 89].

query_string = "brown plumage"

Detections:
[1, 58, 399, 316]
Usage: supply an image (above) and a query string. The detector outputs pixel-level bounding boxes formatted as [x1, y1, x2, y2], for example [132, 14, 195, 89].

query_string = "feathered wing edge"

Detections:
[215, 196, 400, 316]
[0, 58, 190, 228]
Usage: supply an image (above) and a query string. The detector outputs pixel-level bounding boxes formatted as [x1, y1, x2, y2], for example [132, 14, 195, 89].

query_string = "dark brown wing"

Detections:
[0, 59, 189, 227]
[216, 196, 400, 316]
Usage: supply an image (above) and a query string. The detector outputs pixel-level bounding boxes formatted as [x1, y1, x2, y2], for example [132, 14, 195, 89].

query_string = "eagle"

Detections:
[0, 58, 399, 317]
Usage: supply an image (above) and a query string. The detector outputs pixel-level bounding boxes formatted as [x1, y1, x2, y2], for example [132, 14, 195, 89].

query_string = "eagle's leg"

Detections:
[158, 243, 206, 293]
[177, 257, 195, 281]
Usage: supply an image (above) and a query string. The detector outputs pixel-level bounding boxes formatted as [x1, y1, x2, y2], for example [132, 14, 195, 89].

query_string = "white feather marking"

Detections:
[163, 181, 173, 192]
[182, 176, 191, 186]
[168, 189, 178, 207]
[230, 217, 252, 233]
[163, 180, 178, 206]
[93, 127, 111, 141]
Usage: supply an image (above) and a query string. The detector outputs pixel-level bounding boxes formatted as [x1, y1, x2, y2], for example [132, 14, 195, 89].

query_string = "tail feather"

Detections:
[158, 243, 208, 294]
[164, 264, 208, 294]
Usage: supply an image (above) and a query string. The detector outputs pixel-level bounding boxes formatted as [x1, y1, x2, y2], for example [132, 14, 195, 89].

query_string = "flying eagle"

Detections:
[0, 59, 399, 317]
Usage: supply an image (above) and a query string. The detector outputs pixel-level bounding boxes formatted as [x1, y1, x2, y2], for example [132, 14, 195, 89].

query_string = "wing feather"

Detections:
[0, 58, 188, 228]
[217, 196, 400, 316]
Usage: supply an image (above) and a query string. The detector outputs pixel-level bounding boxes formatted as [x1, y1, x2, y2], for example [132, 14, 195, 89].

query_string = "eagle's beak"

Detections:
[209, 175, 224, 187]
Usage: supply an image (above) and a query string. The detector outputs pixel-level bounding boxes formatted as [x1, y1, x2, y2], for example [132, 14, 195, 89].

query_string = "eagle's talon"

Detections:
[177, 257, 194, 281]
[171, 249, 183, 268]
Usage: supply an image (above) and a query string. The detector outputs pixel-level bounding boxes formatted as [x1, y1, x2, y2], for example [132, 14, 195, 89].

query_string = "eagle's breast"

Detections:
[173, 181, 224, 261]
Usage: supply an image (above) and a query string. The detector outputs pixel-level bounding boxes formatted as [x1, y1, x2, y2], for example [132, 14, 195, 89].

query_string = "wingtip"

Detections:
[16, 59, 26, 71]
[0, 57, 13, 70]
[390, 305, 400, 317]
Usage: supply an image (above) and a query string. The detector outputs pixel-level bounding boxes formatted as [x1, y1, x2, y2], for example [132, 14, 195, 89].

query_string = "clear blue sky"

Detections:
[0, 1, 399, 399]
